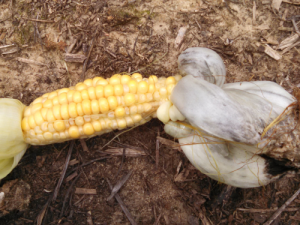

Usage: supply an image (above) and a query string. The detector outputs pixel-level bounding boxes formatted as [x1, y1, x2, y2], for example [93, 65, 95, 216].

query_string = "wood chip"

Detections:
[66, 171, 78, 182]
[271, 0, 283, 11]
[64, 53, 87, 63]
[69, 159, 79, 166]
[257, 43, 282, 60]
[175, 26, 189, 49]
[75, 188, 97, 195]
[16, 57, 48, 66]
[80, 139, 89, 152]
[278, 34, 300, 50]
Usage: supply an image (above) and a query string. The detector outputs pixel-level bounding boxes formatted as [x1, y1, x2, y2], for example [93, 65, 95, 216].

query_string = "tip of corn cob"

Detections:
[0, 98, 28, 179]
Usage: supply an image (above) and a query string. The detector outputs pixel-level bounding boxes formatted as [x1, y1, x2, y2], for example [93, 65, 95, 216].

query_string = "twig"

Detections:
[60, 172, 81, 218]
[16, 57, 48, 67]
[75, 188, 97, 195]
[22, 17, 55, 23]
[238, 207, 299, 213]
[36, 194, 53, 225]
[156, 136, 160, 170]
[199, 207, 211, 225]
[81, 32, 98, 80]
[107, 170, 133, 201]
[283, 0, 300, 5]
[195, 19, 201, 30]
[264, 187, 300, 225]
[114, 148, 126, 179]
[106, 179, 137, 225]
[132, 34, 139, 55]
[52, 141, 75, 202]
[80, 139, 89, 152]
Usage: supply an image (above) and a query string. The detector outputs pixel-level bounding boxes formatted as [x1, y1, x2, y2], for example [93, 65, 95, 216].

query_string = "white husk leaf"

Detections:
[0, 98, 28, 178]
[178, 47, 226, 87]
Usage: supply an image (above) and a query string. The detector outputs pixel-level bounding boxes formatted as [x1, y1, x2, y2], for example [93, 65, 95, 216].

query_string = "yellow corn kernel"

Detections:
[24, 107, 31, 117]
[54, 121, 66, 132]
[121, 75, 131, 84]
[137, 104, 144, 114]
[114, 84, 124, 96]
[132, 114, 142, 123]
[48, 91, 58, 99]
[67, 90, 75, 102]
[75, 117, 84, 126]
[143, 103, 152, 112]
[43, 99, 53, 108]
[69, 102, 78, 118]
[52, 96, 59, 105]
[31, 103, 43, 114]
[58, 93, 68, 105]
[167, 84, 175, 95]
[92, 121, 102, 132]
[148, 84, 155, 93]
[91, 99, 100, 114]
[174, 74, 182, 81]
[73, 91, 82, 103]
[166, 76, 176, 85]
[108, 96, 118, 110]
[81, 89, 89, 100]
[92, 77, 102, 86]
[130, 105, 137, 115]
[148, 75, 158, 84]
[124, 116, 134, 127]
[61, 104, 69, 120]
[138, 94, 146, 103]
[44, 132, 53, 140]
[57, 88, 69, 95]
[109, 75, 121, 85]
[99, 98, 109, 113]
[41, 108, 48, 120]
[46, 110, 56, 122]
[32, 97, 43, 105]
[117, 118, 127, 129]
[83, 123, 94, 135]
[76, 103, 84, 116]
[159, 87, 167, 97]
[69, 126, 80, 138]
[21, 118, 30, 131]
[82, 99, 92, 115]
[137, 81, 149, 94]
[131, 73, 142, 80]
[146, 93, 153, 102]
[95, 85, 104, 99]
[53, 105, 62, 120]
[104, 85, 114, 97]
[96, 79, 108, 86]
[34, 111, 44, 126]
[128, 80, 137, 94]
[115, 106, 125, 117]
[84, 79, 93, 87]
[75, 83, 87, 91]
[59, 132, 67, 140]
[87, 86, 96, 100]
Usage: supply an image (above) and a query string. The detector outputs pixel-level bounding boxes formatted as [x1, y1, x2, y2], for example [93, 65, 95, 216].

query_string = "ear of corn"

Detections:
[20, 73, 182, 145]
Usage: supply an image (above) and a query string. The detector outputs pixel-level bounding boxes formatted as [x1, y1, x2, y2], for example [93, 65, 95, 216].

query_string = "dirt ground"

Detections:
[1, 0, 300, 224]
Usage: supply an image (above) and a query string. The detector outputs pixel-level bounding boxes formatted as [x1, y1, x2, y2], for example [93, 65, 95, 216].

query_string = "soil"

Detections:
[0, 0, 300, 224]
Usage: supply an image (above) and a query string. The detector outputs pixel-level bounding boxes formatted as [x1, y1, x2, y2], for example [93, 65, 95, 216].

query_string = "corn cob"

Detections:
[20, 73, 182, 145]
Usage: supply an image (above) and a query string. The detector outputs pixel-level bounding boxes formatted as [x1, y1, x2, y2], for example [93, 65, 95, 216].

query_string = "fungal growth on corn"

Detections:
[21, 73, 182, 145]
